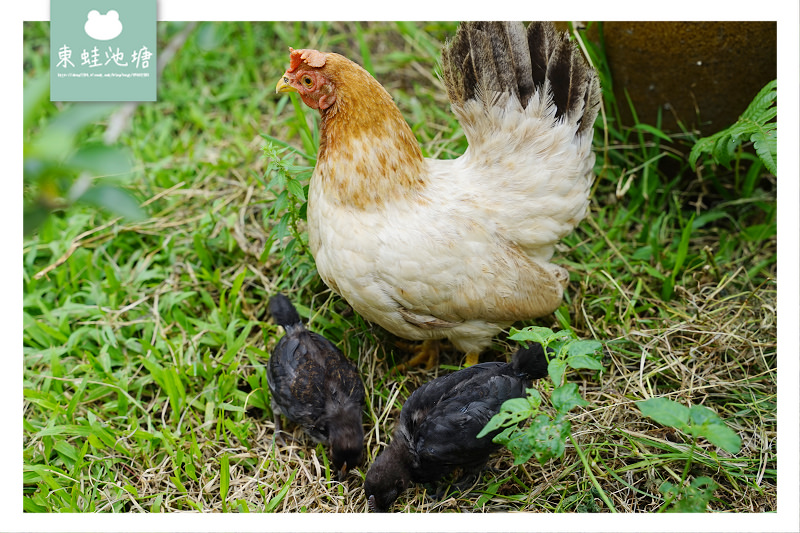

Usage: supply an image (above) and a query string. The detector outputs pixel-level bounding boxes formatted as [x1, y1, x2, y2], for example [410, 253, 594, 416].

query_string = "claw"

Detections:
[392, 339, 440, 373]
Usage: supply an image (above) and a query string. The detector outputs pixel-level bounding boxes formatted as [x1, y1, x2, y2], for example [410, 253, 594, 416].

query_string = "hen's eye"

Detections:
[301, 75, 313, 87]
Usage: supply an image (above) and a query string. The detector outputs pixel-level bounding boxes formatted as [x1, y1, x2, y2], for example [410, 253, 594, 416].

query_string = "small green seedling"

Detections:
[637, 397, 742, 512]
[478, 326, 603, 465]
[262, 142, 312, 260]
[659, 477, 718, 513]
[477, 385, 584, 466]
[508, 326, 604, 387]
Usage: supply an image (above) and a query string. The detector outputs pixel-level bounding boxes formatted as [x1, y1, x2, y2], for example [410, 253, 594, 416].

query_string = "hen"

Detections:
[266, 293, 365, 479]
[276, 21, 600, 368]
[363, 344, 550, 512]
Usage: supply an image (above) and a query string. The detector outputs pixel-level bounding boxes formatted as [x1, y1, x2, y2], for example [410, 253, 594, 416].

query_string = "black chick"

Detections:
[364, 344, 549, 512]
[266, 293, 366, 479]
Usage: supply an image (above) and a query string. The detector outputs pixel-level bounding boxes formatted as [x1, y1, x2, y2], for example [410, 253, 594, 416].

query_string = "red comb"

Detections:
[288, 47, 327, 72]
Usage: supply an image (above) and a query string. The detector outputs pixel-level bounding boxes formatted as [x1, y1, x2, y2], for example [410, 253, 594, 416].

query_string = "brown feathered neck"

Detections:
[303, 52, 427, 210]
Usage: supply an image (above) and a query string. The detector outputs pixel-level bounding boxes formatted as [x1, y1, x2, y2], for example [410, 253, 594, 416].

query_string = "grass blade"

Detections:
[264, 469, 297, 512]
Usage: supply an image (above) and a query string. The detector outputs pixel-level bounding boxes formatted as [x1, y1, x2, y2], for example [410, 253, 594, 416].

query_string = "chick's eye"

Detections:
[301, 75, 313, 87]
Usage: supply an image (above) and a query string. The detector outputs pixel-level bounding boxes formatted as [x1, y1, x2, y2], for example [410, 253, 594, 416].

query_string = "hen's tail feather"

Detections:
[511, 343, 550, 381]
[526, 21, 557, 92]
[442, 21, 600, 136]
[531, 22, 602, 136]
[268, 294, 303, 329]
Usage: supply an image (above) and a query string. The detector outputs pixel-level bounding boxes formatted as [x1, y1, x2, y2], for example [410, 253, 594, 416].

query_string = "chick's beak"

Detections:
[335, 463, 348, 481]
[276, 74, 297, 94]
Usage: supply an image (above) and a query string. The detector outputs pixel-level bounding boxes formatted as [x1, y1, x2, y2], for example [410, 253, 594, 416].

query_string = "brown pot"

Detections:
[597, 22, 777, 135]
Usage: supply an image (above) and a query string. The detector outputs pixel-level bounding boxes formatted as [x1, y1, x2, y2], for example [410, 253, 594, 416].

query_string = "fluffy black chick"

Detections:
[266, 293, 366, 479]
[363, 344, 549, 512]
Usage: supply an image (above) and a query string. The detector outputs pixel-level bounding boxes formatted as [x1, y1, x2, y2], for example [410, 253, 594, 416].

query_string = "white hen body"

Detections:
[308, 90, 595, 355]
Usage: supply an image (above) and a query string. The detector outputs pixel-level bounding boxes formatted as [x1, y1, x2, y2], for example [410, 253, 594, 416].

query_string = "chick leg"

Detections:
[393, 339, 440, 372]
[464, 352, 480, 367]
[270, 403, 288, 446]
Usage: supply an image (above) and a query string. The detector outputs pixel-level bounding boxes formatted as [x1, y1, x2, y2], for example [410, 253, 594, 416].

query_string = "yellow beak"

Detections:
[276, 74, 297, 94]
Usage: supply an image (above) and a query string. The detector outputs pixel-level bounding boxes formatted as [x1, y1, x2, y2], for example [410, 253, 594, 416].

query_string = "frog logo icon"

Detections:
[84, 10, 123, 41]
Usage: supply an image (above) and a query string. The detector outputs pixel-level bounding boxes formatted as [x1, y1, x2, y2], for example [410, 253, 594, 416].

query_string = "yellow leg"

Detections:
[393, 339, 440, 372]
[464, 352, 479, 367]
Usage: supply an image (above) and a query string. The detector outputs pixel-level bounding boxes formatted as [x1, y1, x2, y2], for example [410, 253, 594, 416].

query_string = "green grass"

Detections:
[22, 21, 777, 516]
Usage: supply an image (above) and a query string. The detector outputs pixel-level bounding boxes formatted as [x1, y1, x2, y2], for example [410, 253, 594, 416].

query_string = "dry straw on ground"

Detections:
[57, 167, 775, 513]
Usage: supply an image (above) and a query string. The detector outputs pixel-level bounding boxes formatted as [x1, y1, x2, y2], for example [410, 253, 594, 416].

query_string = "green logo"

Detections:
[50, 0, 157, 101]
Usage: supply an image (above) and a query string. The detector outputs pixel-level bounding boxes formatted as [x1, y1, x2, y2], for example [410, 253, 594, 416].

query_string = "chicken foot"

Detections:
[392, 339, 440, 372]
[464, 352, 480, 367]
[392, 339, 485, 371]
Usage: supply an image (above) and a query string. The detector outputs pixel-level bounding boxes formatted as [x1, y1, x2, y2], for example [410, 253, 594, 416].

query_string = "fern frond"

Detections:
[689, 79, 777, 176]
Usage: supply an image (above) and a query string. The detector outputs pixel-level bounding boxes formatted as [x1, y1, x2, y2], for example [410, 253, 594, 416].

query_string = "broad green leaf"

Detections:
[641, 263, 667, 281]
[47, 102, 120, 135]
[480, 390, 543, 440]
[498, 428, 536, 465]
[566, 340, 603, 357]
[566, 354, 603, 371]
[696, 422, 741, 454]
[687, 404, 718, 426]
[23, 204, 51, 236]
[477, 415, 506, 439]
[477, 408, 529, 438]
[25, 465, 65, 492]
[508, 326, 554, 345]
[691, 210, 729, 230]
[547, 358, 567, 387]
[195, 21, 227, 50]
[637, 397, 690, 432]
[286, 177, 306, 202]
[632, 245, 653, 261]
[524, 388, 542, 410]
[688, 405, 741, 453]
[77, 185, 145, 221]
[551, 383, 589, 414]
[500, 397, 531, 414]
[23, 72, 51, 132]
[67, 144, 134, 181]
[490, 424, 517, 445]
[29, 102, 119, 161]
[527, 414, 570, 464]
